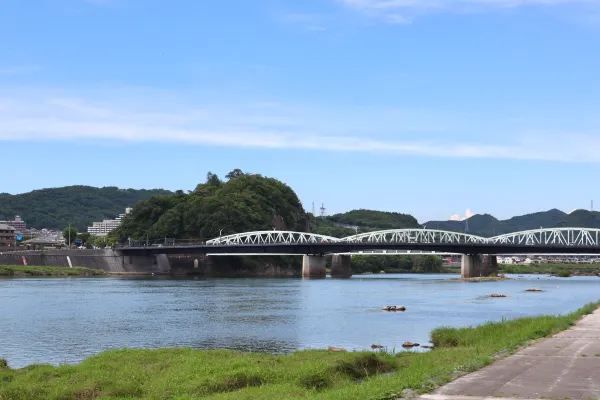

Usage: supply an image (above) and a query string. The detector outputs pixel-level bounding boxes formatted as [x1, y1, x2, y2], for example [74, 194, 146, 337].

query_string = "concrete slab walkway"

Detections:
[420, 307, 600, 400]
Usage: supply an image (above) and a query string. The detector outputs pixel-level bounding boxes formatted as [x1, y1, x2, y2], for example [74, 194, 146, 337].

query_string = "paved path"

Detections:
[421, 307, 600, 400]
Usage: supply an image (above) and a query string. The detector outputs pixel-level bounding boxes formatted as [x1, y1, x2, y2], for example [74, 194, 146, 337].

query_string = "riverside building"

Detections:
[0, 215, 26, 232]
[87, 208, 132, 237]
[0, 223, 16, 247]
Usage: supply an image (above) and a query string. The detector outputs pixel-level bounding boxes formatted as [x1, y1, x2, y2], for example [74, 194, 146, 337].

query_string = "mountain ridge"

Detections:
[0, 185, 173, 230]
[425, 208, 600, 237]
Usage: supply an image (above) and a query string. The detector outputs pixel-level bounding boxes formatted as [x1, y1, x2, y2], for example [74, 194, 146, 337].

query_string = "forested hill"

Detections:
[114, 171, 307, 241]
[425, 209, 600, 237]
[311, 209, 420, 237]
[0, 186, 172, 230]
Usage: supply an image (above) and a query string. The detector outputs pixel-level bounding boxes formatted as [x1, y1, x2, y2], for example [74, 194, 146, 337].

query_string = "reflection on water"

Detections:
[1, 273, 599, 368]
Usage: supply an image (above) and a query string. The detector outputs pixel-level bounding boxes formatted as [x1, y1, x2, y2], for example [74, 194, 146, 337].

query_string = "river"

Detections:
[1, 273, 599, 368]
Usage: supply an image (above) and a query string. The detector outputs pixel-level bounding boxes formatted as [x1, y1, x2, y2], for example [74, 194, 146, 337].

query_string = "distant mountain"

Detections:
[0, 186, 173, 230]
[425, 209, 600, 237]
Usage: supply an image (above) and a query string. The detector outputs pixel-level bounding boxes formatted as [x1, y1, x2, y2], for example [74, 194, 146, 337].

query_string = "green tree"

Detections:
[205, 172, 222, 187]
[411, 255, 444, 273]
[77, 232, 92, 247]
[226, 168, 245, 180]
[63, 226, 78, 247]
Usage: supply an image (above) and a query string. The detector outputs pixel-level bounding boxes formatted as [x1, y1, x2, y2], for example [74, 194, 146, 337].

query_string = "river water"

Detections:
[1, 274, 599, 368]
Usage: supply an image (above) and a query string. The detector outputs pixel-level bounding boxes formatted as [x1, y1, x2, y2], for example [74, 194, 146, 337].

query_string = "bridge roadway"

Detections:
[116, 228, 600, 278]
[119, 242, 600, 257]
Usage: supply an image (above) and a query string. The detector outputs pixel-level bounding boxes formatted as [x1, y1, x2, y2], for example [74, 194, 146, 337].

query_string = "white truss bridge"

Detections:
[206, 231, 339, 246]
[205, 227, 600, 248]
[487, 228, 600, 247]
[342, 229, 486, 245]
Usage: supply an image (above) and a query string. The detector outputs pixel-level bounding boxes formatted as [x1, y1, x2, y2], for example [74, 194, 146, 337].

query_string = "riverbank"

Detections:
[425, 303, 600, 399]
[500, 263, 600, 276]
[0, 265, 106, 277]
[1, 302, 597, 400]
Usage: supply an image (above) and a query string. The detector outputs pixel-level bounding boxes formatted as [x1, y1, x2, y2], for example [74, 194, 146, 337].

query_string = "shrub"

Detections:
[298, 373, 331, 390]
[208, 372, 263, 393]
[334, 354, 395, 380]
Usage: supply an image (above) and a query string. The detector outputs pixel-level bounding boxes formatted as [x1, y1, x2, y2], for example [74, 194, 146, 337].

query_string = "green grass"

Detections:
[0, 265, 106, 277]
[500, 263, 600, 276]
[0, 302, 598, 400]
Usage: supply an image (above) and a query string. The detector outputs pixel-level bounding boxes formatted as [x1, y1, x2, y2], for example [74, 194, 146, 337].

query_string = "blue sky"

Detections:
[2, 0, 600, 222]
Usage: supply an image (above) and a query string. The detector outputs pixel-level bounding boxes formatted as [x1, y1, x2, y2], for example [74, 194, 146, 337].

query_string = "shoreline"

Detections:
[1, 302, 597, 399]
[0, 265, 106, 277]
[2, 265, 600, 279]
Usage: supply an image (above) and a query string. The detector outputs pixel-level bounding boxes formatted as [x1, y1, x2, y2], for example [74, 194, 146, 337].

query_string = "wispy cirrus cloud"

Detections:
[0, 65, 42, 76]
[0, 87, 599, 163]
[277, 12, 328, 31]
[339, 0, 600, 22]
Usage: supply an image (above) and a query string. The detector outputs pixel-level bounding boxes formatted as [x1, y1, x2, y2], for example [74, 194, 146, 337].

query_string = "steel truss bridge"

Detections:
[119, 228, 600, 256]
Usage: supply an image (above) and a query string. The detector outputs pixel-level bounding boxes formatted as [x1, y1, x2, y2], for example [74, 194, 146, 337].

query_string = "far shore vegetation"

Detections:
[1, 302, 597, 400]
[499, 262, 600, 277]
[0, 265, 105, 277]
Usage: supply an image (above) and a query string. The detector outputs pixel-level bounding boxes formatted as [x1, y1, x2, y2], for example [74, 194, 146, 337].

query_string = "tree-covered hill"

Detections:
[114, 170, 307, 241]
[327, 209, 420, 230]
[311, 209, 421, 237]
[0, 186, 172, 230]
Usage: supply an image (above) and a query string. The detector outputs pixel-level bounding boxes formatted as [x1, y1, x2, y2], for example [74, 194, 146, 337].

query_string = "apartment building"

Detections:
[87, 208, 132, 237]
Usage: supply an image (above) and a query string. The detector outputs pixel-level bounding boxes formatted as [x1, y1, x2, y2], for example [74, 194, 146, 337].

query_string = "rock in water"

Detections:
[402, 341, 419, 348]
[383, 305, 406, 312]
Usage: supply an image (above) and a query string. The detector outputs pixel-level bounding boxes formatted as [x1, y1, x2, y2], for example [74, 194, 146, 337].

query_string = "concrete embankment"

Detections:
[0, 250, 302, 276]
[0, 249, 168, 274]
[421, 306, 600, 400]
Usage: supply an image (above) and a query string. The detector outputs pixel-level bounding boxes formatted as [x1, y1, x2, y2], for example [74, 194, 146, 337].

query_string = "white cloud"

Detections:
[1, 88, 599, 163]
[339, 0, 600, 21]
[449, 209, 476, 221]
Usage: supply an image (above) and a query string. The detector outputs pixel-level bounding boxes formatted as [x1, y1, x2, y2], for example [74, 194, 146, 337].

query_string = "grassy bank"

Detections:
[500, 263, 600, 276]
[0, 265, 106, 277]
[1, 303, 597, 400]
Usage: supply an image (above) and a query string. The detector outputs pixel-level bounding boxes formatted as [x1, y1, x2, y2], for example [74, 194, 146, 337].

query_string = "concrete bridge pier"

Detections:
[302, 255, 326, 278]
[482, 254, 498, 276]
[330, 255, 352, 278]
[461, 254, 498, 278]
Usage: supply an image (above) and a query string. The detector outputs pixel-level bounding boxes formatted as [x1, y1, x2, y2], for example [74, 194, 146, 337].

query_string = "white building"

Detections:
[87, 208, 132, 237]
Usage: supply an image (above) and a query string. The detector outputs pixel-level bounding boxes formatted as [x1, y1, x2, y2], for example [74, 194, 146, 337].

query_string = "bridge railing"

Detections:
[487, 228, 600, 247]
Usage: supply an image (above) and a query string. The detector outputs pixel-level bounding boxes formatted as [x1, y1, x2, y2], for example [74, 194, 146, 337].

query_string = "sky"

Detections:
[2, 0, 600, 222]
